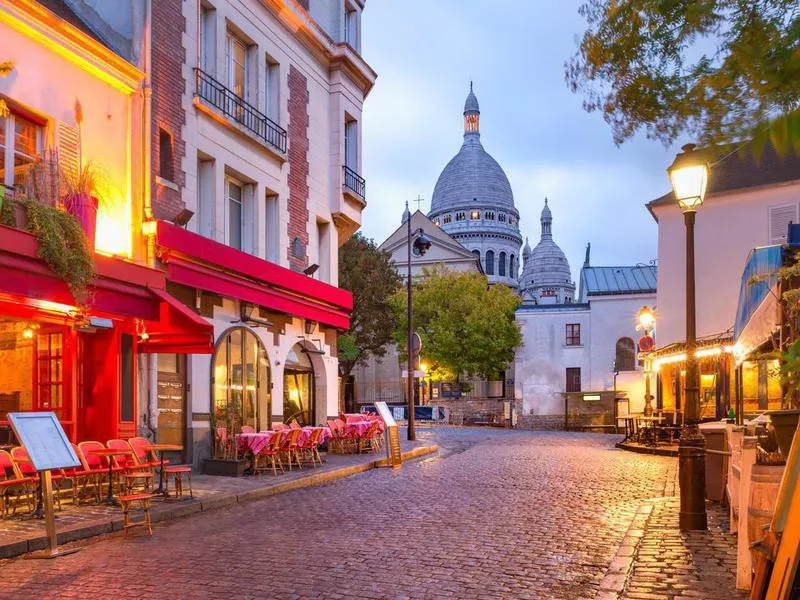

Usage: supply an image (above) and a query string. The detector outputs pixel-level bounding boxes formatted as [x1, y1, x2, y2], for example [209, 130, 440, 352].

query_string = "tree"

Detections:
[390, 266, 522, 382]
[337, 233, 402, 378]
[566, 1, 800, 152]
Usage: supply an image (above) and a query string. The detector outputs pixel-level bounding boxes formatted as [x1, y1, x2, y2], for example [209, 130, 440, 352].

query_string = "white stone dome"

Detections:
[520, 199, 576, 303]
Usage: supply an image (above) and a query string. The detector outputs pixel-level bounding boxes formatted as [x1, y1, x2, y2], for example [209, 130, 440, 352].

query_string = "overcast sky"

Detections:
[359, 1, 684, 281]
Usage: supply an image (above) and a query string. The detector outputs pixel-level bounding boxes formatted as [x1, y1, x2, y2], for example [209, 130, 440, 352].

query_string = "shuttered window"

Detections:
[769, 204, 798, 245]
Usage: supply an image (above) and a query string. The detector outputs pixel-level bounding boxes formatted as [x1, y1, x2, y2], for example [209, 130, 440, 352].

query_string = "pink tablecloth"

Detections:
[345, 421, 386, 436]
[238, 432, 274, 455]
[297, 426, 331, 446]
[344, 414, 366, 423]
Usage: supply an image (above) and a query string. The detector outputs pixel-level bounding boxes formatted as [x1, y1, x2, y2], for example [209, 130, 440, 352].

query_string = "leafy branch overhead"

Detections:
[337, 234, 402, 377]
[390, 266, 522, 382]
[567, 1, 800, 150]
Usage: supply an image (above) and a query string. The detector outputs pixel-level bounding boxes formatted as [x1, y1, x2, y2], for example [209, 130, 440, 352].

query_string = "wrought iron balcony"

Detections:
[343, 165, 365, 200]
[194, 68, 287, 154]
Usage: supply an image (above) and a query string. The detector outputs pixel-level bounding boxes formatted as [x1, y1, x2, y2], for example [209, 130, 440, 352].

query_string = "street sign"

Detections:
[375, 401, 402, 468]
[401, 370, 425, 378]
[411, 332, 422, 355]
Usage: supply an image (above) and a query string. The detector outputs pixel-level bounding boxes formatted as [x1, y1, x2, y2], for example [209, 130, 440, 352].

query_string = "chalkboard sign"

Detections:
[7, 412, 80, 471]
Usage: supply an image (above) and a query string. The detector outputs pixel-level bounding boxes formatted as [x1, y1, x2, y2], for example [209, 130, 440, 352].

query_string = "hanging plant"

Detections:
[4, 195, 95, 304]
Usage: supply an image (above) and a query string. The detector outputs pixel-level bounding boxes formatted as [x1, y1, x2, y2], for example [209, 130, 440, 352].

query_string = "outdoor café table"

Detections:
[238, 432, 275, 456]
[620, 415, 638, 442]
[147, 444, 183, 496]
[637, 416, 665, 447]
[344, 414, 366, 423]
[90, 448, 132, 506]
[297, 426, 331, 446]
[345, 421, 372, 437]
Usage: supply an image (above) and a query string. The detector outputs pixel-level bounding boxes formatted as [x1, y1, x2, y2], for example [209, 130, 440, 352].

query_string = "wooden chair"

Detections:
[334, 419, 358, 453]
[0, 449, 34, 516]
[289, 422, 301, 430]
[280, 428, 303, 471]
[325, 420, 340, 453]
[128, 437, 159, 472]
[273, 423, 289, 431]
[107, 440, 153, 495]
[240, 425, 256, 434]
[299, 428, 323, 467]
[164, 465, 193, 498]
[118, 493, 154, 537]
[358, 421, 381, 454]
[254, 430, 284, 476]
[60, 444, 99, 505]
[11, 446, 64, 510]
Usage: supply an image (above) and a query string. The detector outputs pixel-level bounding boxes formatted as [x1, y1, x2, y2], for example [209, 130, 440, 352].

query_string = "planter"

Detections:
[766, 409, 800, 457]
[202, 457, 248, 477]
[63, 193, 98, 251]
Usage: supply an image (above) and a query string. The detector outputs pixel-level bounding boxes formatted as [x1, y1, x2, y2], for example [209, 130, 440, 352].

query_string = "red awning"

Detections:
[137, 287, 214, 354]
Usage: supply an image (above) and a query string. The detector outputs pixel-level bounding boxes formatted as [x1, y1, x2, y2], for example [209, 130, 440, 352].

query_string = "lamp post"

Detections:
[668, 143, 709, 531]
[638, 306, 656, 416]
[406, 204, 431, 441]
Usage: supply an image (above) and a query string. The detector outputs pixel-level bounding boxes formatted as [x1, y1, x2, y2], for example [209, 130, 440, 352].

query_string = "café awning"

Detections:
[138, 287, 214, 354]
[733, 245, 782, 364]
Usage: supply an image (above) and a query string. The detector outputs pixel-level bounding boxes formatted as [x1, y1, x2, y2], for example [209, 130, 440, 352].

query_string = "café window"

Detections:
[212, 327, 270, 433]
[1, 110, 43, 188]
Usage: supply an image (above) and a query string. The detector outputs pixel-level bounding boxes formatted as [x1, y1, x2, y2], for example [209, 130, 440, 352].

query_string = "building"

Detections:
[515, 202, 656, 428]
[0, 0, 374, 467]
[428, 84, 522, 287]
[647, 145, 800, 421]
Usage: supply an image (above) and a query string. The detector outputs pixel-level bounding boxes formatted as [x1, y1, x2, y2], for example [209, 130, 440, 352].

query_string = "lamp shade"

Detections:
[667, 143, 709, 212]
[637, 306, 656, 331]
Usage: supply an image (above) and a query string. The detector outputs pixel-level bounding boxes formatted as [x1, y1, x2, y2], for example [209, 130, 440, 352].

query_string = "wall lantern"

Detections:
[667, 143, 709, 212]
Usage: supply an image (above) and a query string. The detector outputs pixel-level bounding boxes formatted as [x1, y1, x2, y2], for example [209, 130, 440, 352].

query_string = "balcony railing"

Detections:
[343, 165, 366, 200]
[195, 68, 287, 154]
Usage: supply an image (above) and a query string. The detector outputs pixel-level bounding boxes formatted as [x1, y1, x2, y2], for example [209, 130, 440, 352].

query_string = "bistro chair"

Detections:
[11, 446, 63, 510]
[299, 428, 323, 467]
[254, 430, 284, 476]
[325, 420, 341, 453]
[108, 440, 153, 495]
[358, 422, 381, 454]
[61, 444, 99, 505]
[118, 493, 155, 538]
[128, 437, 159, 473]
[273, 423, 289, 431]
[289, 422, 301, 430]
[280, 428, 303, 471]
[0, 449, 34, 516]
[334, 419, 358, 453]
[79, 440, 121, 499]
[164, 464, 193, 498]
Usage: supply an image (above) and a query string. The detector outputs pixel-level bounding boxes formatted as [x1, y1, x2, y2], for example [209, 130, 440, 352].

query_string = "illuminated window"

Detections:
[227, 32, 248, 100]
[542, 289, 555, 297]
[470, 210, 480, 220]
[509, 216, 514, 225]
[0, 111, 43, 188]
[443, 214, 452, 224]
[566, 324, 580, 346]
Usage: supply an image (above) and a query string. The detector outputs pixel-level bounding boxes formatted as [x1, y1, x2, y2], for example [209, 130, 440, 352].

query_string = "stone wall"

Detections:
[433, 397, 521, 427]
[519, 414, 565, 431]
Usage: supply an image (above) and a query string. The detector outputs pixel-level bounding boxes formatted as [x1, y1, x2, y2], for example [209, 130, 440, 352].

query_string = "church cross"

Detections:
[413, 195, 424, 211]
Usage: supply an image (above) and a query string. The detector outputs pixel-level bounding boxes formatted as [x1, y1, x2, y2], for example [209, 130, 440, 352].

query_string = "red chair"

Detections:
[299, 428, 323, 467]
[289, 422, 301, 430]
[273, 423, 289, 431]
[128, 437, 159, 471]
[358, 421, 381, 454]
[79, 440, 120, 498]
[60, 444, 99, 505]
[280, 428, 303, 471]
[108, 439, 153, 494]
[334, 418, 358, 453]
[11, 446, 64, 509]
[254, 430, 284, 476]
[0, 450, 34, 516]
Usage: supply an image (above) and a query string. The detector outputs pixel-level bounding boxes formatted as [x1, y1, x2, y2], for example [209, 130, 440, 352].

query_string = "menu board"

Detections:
[374, 401, 397, 427]
[375, 402, 401, 467]
[7, 412, 81, 471]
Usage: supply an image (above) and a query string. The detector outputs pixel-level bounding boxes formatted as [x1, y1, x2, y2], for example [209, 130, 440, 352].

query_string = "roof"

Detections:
[37, 0, 116, 52]
[647, 144, 800, 216]
[517, 302, 590, 313]
[581, 266, 657, 296]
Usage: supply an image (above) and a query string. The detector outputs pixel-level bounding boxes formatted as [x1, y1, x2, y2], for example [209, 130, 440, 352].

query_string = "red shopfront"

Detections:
[0, 225, 213, 442]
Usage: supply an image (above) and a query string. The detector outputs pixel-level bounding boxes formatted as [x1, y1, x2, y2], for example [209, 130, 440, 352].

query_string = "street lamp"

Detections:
[406, 202, 431, 441]
[637, 306, 656, 416]
[667, 142, 709, 531]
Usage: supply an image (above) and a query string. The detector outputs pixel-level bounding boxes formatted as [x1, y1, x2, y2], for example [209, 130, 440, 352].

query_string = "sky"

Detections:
[359, 0, 685, 282]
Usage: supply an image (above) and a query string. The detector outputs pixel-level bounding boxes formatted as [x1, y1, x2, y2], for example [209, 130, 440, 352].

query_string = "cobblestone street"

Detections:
[0, 428, 739, 599]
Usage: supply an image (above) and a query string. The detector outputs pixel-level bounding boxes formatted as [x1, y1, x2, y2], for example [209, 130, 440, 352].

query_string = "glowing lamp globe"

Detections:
[668, 143, 709, 212]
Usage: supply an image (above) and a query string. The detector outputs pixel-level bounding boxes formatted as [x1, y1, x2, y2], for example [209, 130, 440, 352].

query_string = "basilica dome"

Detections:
[428, 84, 522, 287]
[519, 199, 576, 304]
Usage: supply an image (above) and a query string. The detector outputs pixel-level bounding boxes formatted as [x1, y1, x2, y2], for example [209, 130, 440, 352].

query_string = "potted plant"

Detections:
[203, 396, 248, 477]
[62, 161, 101, 252]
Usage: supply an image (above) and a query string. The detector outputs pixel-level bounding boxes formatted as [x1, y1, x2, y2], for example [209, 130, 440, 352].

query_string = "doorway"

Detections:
[283, 345, 315, 426]
[157, 354, 187, 461]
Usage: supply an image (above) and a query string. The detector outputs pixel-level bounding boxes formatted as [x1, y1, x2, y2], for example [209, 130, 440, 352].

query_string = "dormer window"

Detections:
[470, 210, 480, 220]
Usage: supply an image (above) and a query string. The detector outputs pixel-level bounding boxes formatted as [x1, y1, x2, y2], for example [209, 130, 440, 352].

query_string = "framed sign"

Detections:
[375, 402, 401, 468]
[374, 401, 397, 428]
[7, 412, 80, 471]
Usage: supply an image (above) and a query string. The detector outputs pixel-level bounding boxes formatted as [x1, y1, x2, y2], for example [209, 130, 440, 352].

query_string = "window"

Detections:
[265, 191, 279, 263]
[197, 156, 215, 239]
[212, 327, 270, 437]
[265, 57, 280, 124]
[443, 214, 452, 224]
[566, 324, 581, 346]
[542, 289, 555, 297]
[227, 177, 243, 250]
[0, 111, 43, 188]
[485, 211, 495, 220]
[498, 213, 506, 222]
[456, 212, 465, 221]
[227, 32, 248, 100]
[199, 3, 215, 70]
[470, 210, 480, 220]
[158, 128, 174, 182]
[344, 2, 359, 50]
[317, 220, 331, 283]
[120, 334, 134, 422]
[615, 337, 636, 371]
[509, 216, 514, 225]
[498, 251, 506, 276]
[472, 249, 480, 264]
[566, 368, 581, 393]
[344, 117, 358, 170]
[509, 254, 516, 278]
[485, 250, 495, 275]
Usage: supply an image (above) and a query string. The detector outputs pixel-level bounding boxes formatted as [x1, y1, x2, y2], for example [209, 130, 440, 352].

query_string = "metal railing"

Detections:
[342, 165, 366, 199]
[195, 68, 287, 154]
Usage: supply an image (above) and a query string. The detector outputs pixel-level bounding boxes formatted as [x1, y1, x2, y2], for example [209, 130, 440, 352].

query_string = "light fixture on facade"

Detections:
[304, 319, 317, 335]
[667, 143, 709, 212]
[236, 301, 273, 328]
[174, 208, 194, 228]
[637, 306, 656, 332]
[303, 263, 319, 277]
[22, 324, 34, 339]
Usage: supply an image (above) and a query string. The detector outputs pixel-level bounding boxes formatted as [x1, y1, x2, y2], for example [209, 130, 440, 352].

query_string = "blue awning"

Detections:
[733, 245, 782, 359]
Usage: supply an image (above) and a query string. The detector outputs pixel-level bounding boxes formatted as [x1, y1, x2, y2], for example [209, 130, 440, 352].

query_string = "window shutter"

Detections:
[769, 204, 798, 245]
[57, 122, 80, 185]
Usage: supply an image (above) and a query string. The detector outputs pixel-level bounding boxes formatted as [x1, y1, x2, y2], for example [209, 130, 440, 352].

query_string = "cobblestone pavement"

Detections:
[0, 428, 739, 599]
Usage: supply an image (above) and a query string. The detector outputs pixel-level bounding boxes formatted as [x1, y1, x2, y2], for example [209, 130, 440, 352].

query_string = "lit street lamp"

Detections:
[637, 306, 656, 416]
[406, 203, 431, 441]
[667, 143, 709, 531]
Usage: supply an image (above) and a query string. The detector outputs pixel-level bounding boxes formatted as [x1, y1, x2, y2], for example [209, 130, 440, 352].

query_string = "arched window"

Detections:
[284, 344, 315, 426]
[472, 249, 481, 266]
[510, 254, 516, 278]
[615, 337, 636, 371]
[485, 250, 495, 275]
[498, 251, 506, 276]
[212, 327, 271, 436]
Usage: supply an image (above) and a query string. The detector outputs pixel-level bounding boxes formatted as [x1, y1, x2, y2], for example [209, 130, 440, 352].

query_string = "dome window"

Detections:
[508, 216, 514, 225]
[470, 210, 480, 220]
[498, 213, 506, 222]
[485, 211, 495, 220]
[443, 214, 452, 224]
[456, 212, 466, 221]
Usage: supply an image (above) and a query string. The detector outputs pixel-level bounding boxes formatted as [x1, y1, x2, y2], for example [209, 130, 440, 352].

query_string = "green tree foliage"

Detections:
[390, 266, 522, 382]
[337, 233, 402, 377]
[566, 1, 800, 151]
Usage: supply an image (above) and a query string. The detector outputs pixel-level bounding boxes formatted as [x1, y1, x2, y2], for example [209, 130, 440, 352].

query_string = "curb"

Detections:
[596, 501, 654, 599]
[0, 444, 439, 559]
[615, 442, 678, 457]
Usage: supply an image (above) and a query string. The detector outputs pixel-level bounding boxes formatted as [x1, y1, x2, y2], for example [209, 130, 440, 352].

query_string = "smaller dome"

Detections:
[522, 237, 531, 260]
[464, 81, 479, 114]
[401, 201, 410, 225]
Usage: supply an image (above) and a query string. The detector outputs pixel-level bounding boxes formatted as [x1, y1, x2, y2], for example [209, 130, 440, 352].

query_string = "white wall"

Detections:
[653, 182, 800, 347]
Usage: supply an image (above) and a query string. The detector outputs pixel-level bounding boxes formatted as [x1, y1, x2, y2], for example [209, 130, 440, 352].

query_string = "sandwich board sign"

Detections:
[374, 402, 402, 468]
[7, 412, 82, 558]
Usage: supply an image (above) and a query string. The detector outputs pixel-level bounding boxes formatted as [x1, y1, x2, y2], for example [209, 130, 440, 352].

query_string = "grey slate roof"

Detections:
[464, 82, 479, 114]
[581, 266, 657, 296]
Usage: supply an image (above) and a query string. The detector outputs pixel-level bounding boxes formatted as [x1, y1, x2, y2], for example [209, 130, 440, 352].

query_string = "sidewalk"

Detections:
[0, 440, 437, 559]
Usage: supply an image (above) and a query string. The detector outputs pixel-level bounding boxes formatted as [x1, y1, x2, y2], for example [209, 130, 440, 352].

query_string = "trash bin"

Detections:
[699, 421, 729, 502]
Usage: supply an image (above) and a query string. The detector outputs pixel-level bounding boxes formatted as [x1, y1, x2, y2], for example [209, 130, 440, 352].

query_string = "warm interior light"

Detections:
[22, 325, 34, 339]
